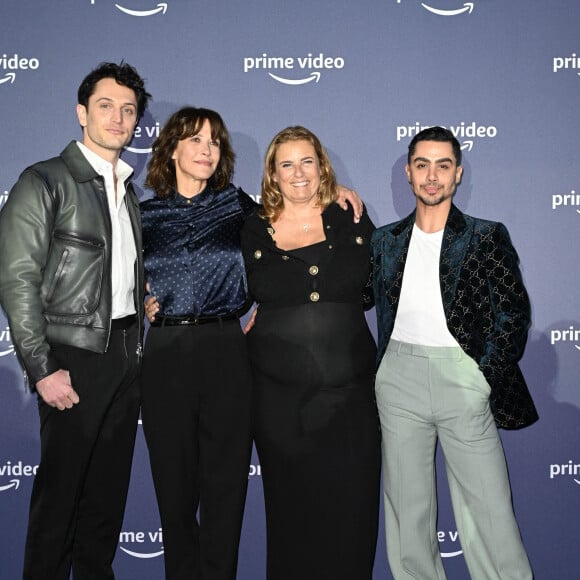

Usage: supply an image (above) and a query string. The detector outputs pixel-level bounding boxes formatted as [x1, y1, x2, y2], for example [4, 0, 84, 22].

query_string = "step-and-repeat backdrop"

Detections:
[1, 1, 578, 578]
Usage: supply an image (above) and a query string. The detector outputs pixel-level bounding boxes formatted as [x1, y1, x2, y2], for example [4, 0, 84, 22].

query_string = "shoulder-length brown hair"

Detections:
[145, 107, 235, 199]
[260, 126, 337, 221]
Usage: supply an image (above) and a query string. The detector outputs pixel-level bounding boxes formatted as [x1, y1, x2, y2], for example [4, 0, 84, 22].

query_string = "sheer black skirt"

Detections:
[248, 302, 381, 580]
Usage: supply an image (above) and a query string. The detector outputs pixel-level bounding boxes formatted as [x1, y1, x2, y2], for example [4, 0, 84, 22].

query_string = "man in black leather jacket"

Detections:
[0, 62, 151, 580]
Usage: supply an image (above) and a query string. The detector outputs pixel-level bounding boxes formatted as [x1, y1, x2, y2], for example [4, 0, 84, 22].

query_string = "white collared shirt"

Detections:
[76, 141, 137, 319]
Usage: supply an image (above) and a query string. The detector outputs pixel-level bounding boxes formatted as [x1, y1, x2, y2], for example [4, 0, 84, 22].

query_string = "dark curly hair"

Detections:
[77, 61, 151, 120]
[145, 107, 235, 199]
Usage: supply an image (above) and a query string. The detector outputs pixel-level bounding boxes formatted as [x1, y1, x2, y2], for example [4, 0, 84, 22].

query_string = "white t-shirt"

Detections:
[391, 224, 459, 347]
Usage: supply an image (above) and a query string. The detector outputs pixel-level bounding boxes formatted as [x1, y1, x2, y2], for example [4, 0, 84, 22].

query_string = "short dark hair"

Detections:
[145, 107, 235, 199]
[408, 126, 462, 166]
[77, 61, 151, 119]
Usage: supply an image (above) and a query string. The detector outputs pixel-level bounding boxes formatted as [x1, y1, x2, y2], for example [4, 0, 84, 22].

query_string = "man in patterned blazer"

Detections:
[371, 126, 537, 580]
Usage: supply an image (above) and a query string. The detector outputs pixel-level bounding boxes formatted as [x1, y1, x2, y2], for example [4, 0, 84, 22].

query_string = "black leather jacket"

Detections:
[0, 141, 144, 384]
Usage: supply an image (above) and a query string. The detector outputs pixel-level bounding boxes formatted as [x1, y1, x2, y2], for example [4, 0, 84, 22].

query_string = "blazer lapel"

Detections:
[440, 204, 471, 314]
[382, 212, 414, 311]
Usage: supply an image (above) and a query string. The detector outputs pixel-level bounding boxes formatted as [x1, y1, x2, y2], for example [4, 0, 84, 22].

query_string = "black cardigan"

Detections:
[241, 203, 375, 310]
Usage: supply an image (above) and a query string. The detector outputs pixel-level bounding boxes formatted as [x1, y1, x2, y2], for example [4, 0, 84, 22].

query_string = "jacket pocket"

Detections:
[42, 231, 105, 315]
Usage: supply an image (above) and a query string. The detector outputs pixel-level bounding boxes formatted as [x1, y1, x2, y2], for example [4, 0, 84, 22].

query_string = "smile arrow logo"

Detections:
[422, 2, 474, 16]
[115, 2, 167, 16]
[120, 547, 165, 558]
[0, 479, 20, 492]
[268, 72, 321, 85]
[441, 549, 463, 558]
[124, 145, 153, 154]
[0, 73, 16, 85]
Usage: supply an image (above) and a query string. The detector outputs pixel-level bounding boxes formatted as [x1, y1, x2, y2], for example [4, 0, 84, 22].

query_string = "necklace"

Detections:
[303, 223, 310, 233]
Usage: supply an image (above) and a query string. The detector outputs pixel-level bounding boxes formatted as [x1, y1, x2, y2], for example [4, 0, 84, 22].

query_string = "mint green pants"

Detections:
[375, 340, 532, 580]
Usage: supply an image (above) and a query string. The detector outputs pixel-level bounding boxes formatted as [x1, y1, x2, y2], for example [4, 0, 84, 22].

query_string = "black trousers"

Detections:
[141, 319, 253, 580]
[23, 323, 141, 580]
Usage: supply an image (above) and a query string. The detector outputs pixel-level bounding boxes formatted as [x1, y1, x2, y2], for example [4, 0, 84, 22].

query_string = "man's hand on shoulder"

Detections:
[36, 370, 80, 411]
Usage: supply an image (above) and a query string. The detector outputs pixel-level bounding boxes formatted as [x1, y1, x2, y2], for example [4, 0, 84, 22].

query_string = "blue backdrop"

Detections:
[1, 1, 579, 578]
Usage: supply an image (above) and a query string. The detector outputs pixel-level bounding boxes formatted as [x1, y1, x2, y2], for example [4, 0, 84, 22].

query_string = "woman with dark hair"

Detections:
[241, 126, 381, 579]
[141, 110, 362, 580]
[140, 107, 255, 580]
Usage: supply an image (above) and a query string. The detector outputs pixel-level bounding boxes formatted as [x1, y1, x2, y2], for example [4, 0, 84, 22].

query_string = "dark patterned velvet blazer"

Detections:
[371, 204, 538, 429]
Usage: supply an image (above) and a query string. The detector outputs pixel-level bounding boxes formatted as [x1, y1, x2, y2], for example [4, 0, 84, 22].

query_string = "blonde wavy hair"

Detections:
[259, 126, 337, 221]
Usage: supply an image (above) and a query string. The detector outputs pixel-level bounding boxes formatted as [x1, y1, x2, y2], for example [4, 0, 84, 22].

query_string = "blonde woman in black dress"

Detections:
[241, 126, 381, 580]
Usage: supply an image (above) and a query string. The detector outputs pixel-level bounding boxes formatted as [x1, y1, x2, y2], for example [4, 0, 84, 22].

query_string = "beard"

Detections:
[414, 188, 455, 207]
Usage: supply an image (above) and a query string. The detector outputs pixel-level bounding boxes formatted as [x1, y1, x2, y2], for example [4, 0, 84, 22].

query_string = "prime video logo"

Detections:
[0, 53, 40, 86]
[396, 121, 498, 152]
[552, 189, 580, 214]
[117, 525, 462, 559]
[0, 326, 15, 357]
[89, 1, 168, 17]
[119, 529, 164, 558]
[550, 326, 580, 351]
[243, 53, 345, 85]
[125, 121, 161, 154]
[249, 463, 261, 477]
[552, 52, 580, 75]
[438, 530, 463, 558]
[0, 461, 39, 492]
[549, 460, 580, 485]
[418, 2, 474, 17]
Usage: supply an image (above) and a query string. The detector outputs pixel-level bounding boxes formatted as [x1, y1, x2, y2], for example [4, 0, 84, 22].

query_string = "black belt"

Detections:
[151, 313, 239, 327]
[111, 315, 136, 330]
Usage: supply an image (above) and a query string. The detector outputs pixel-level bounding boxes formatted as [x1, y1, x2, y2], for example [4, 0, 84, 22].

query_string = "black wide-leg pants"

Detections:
[141, 319, 253, 580]
[23, 323, 141, 580]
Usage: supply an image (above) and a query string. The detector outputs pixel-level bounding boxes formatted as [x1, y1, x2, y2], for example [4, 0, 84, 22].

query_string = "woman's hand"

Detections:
[145, 295, 160, 323]
[243, 307, 258, 334]
[336, 184, 363, 222]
